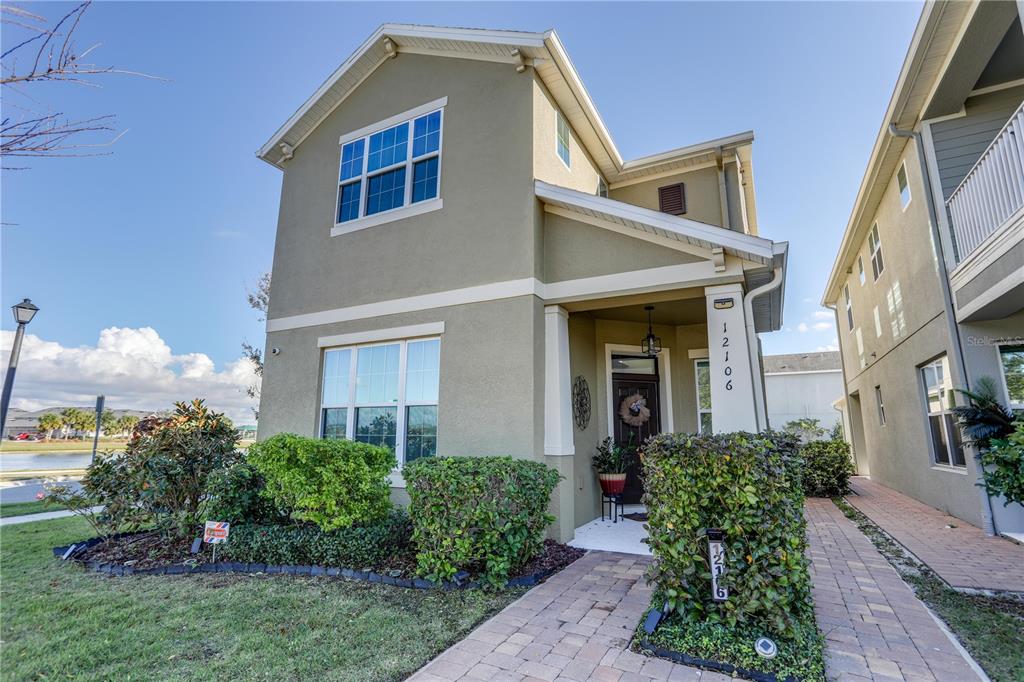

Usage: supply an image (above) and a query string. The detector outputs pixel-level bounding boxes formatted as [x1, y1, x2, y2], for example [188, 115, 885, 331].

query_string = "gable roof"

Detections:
[257, 23, 755, 187]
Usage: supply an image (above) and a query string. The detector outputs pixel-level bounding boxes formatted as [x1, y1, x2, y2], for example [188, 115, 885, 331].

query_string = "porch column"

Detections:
[705, 284, 758, 432]
[544, 305, 575, 543]
[544, 305, 575, 456]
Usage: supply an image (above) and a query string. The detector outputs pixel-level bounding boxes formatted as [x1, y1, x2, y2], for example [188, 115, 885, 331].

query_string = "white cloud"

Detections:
[797, 318, 835, 333]
[797, 322, 810, 333]
[812, 321, 833, 332]
[0, 327, 259, 424]
[816, 344, 839, 352]
[812, 310, 833, 321]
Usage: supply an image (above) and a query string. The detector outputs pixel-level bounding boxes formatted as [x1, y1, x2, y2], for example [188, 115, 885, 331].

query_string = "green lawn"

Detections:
[834, 498, 1024, 682]
[1, 517, 524, 681]
[0, 500, 67, 517]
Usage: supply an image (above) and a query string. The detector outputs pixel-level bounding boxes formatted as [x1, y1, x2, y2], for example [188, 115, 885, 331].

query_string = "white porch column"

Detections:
[705, 284, 758, 432]
[544, 305, 575, 456]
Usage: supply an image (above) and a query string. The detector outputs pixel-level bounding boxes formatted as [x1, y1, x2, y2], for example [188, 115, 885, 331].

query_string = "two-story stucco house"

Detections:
[823, 2, 1024, 537]
[256, 24, 788, 542]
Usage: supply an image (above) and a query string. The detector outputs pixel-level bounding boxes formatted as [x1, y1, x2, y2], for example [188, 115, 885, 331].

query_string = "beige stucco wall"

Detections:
[609, 166, 726, 228]
[267, 54, 536, 321]
[568, 314, 599, 528]
[541, 212, 701, 282]
[531, 77, 604, 195]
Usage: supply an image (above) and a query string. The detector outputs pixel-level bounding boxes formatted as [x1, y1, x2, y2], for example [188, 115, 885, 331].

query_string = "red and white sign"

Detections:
[203, 521, 230, 544]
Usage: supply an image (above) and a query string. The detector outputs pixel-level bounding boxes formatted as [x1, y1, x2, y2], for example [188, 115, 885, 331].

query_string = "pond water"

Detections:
[0, 452, 95, 472]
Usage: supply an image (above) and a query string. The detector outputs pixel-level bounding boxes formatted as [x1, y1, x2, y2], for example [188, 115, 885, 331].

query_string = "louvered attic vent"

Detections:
[658, 182, 686, 215]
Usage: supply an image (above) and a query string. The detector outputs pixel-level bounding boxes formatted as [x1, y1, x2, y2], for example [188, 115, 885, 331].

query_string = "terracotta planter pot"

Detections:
[597, 473, 627, 495]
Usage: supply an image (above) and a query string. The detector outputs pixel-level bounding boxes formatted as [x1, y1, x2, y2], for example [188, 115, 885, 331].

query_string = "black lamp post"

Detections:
[641, 305, 662, 357]
[0, 299, 40, 436]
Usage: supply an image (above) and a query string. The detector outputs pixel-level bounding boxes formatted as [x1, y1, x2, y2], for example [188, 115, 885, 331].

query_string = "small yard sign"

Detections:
[204, 521, 230, 544]
[706, 528, 728, 602]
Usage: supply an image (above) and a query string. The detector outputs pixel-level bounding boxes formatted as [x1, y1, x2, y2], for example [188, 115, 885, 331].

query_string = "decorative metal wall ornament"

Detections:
[571, 376, 591, 430]
[641, 305, 662, 357]
[619, 392, 651, 427]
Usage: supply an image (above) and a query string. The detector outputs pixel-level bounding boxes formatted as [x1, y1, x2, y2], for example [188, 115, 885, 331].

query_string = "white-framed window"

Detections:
[897, 162, 911, 209]
[875, 385, 886, 426]
[320, 337, 440, 467]
[855, 328, 865, 368]
[858, 256, 866, 286]
[920, 355, 965, 467]
[695, 359, 712, 434]
[597, 177, 608, 198]
[999, 345, 1024, 409]
[844, 284, 854, 331]
[873, 306, 882, 338]
[556, 111, 571, 168]
[868, 224, 884, 280]
[335, 102, 443, 228]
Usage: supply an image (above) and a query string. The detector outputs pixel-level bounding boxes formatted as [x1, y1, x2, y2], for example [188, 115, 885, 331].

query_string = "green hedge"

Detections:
[219, 511, 411, 568]
[800, 439, 855, 498]
[204, 461, 284, 524]
[982, 420, 1024, 506]
[404, 456, 560, 588]
[247, 434, 395, 531]
[642, 431, 812, 638]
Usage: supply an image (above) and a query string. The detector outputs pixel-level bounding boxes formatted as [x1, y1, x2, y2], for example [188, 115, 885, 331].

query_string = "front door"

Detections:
[612, 370, 661, 504]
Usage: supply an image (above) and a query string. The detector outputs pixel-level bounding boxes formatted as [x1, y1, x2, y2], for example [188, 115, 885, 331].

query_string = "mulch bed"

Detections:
[57, 534, 586, 590]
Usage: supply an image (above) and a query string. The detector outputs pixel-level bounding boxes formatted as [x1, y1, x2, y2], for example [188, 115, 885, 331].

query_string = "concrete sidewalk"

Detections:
[0, 507, 99, 526]
[847, 477, 1024, 593]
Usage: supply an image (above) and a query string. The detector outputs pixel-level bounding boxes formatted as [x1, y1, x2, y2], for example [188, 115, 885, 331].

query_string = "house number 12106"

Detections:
[721, 322, 733, 390]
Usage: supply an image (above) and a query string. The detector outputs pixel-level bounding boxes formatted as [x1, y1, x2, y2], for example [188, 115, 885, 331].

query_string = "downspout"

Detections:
[743, 263, 784, 431]
[887, 123, 997, 536]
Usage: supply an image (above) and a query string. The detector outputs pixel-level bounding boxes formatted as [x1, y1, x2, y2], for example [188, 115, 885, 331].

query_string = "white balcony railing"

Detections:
[946, 99, 1024, 261]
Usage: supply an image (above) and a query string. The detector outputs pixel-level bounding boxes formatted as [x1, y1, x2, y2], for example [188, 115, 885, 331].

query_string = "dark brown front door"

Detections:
[612, 374, 661, 504]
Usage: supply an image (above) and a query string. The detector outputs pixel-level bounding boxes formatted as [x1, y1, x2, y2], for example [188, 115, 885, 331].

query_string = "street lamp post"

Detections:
[0, 299, 40, 436]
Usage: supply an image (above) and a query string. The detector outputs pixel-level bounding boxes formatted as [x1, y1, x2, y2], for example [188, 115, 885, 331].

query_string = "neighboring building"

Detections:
[822, 2, 1024, 536]
[256, 25, 789, 542]
[764, 352, 843, 431]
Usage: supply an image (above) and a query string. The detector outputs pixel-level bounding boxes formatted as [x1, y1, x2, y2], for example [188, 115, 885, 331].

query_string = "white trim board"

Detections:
[267, 261, 741, 333]
[338, 96, 447, 145]
[604, 344, 674, 438]
[318, 322, 445, 348]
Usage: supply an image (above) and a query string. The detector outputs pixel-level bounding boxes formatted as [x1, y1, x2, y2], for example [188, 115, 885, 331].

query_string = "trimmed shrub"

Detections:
[800, 439, 855, 498]
[204, 461, 283, 524]
[981, 420, 1024, 506]
[247, 434, 395, 531]
[404, 456, 560, 588]
[642, 431, 812, 638]
[220, 510, 411, 568]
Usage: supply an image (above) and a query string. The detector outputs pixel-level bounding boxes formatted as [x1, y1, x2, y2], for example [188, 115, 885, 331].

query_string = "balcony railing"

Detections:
[946, 99, 1024, 261]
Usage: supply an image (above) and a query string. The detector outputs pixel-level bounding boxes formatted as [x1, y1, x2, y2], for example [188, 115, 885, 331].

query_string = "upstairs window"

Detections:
[597, 177, 608, 198]
[556, 111, 571, 167]
[858, 256, 865, 286]
[868, 224, 884, 280]
[844, 284, 854, 330]
[897, 163, 911, 209]
[336, 105, 443, 226]
[658, 182, 687, 215]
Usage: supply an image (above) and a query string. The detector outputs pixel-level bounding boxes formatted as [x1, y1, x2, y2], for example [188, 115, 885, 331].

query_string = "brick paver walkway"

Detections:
[408, 551, 723, 681]
[847, 477, 1024, 592]
[806, 498, 982, 681]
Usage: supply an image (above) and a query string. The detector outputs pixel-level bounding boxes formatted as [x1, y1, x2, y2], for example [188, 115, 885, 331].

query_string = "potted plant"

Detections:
[593, 437, 627, 495]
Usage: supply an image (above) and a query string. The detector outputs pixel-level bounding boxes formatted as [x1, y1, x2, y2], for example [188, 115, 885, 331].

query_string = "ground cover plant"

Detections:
[641, 430, 824, 680]
[1, 516, 524, 681]
[834, 498, 1024, 682]
[800, 439, 854, 498]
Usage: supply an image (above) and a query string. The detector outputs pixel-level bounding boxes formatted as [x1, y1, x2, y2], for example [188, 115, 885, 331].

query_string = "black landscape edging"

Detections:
[52, 535, 558, 590]
[638, 640, 798, 682]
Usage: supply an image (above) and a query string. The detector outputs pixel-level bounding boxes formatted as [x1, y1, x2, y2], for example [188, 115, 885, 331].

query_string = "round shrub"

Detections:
[981, 420, 1024, 506]
[642, 431, 812, 638]
[204, 461, 283, 524]
[247, 433, 395, 531]
[404, 456, 560, 588]
[220, 510, 411, 568]
[800, 439, 855, 498]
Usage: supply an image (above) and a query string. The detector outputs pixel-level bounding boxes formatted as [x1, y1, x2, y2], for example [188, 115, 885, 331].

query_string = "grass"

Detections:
[0, 500, 67, 517]
[833, 497, 1024, 682]
[642, 607, 825, 681]
[1, 516, 525, 681]
[0, 439, 128, 453]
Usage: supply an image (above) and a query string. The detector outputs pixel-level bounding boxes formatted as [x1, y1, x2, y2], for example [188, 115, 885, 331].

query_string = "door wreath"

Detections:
[619, 392, 651, 427]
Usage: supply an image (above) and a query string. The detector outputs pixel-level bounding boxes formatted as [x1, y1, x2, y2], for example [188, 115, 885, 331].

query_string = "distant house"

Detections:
[763, 352, 843, 431]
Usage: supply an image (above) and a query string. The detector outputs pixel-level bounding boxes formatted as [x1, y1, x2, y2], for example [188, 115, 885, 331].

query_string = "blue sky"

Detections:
[1, 1, 922, 416]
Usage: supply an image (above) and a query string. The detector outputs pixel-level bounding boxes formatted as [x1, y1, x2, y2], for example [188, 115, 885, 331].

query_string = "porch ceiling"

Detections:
[580, 298, 707, 326]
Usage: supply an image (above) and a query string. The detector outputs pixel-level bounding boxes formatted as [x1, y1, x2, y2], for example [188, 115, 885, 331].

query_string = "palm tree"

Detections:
[37, 413, 61, 440]
[99, 410, 116, 437]
[953, 376, 1016, 449]
[59, 408, 79, 439]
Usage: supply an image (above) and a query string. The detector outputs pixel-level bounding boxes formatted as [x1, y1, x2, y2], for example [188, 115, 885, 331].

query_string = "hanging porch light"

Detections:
[641, 305, 662, 357]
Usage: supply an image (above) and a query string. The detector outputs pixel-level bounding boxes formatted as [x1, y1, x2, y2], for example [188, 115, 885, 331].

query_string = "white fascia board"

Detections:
[535, 180, 775, 263]
[620, 131, 755, 172]
[318, 322, 444, 348]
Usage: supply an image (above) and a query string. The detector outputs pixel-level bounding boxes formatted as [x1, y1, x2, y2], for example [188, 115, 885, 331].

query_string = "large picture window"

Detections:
[920, 355, 965, 467]
[336, 105, 442, 226]
[695, 359, 712, 434]
[320, 337, 440, 467]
